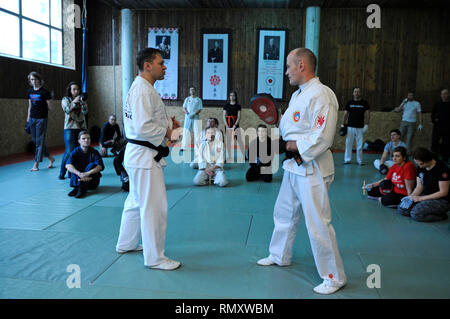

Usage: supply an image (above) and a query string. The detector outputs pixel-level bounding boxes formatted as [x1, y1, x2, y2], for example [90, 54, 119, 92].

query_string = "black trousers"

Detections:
[368, 187, 405, 207]
[246, 164, 272, 183]
[431, 125, 449, 161]
[113, 148, 127, 177]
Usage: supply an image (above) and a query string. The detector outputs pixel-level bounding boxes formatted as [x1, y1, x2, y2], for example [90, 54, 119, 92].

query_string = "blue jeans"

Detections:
[60, 129, 81, 177]
[69, 162, 101, 191]
[29, 117, 50, 162]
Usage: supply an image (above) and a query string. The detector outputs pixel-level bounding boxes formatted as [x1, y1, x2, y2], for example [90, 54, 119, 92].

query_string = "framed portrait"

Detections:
[256, 29, 288, 101]
[148, 27, 179, 100]
[201, 29, 232, 104]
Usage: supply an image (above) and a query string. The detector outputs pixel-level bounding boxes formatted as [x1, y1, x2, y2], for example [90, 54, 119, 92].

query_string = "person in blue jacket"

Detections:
[66, 131, 104, 198]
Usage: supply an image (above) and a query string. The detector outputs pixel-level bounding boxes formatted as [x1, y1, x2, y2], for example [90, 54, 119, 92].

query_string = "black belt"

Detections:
[127, 139, 169, 162]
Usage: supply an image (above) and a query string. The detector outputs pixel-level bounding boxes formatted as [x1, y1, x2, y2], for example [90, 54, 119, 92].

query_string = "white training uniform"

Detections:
[116, 76, 172, 267]
[181, 96, 203, 150]
[191, 127, 224, 169]
[268, 77, 346, 287]
[193, 138, 228, 187]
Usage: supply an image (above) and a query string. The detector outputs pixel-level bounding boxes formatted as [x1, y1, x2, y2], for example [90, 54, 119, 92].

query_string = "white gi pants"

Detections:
[181, 117, 202, 150]
[374, 159, 394, 170]
[344, 127, 364, 164]
[194, 169, 228, 187]
[268, 168, 346, 286]
[116, 166, 168, 267]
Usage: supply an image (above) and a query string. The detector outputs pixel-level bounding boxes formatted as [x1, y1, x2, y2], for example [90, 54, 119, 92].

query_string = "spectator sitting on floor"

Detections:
[99, 114, 123, 157]
[193, 127, 228, 187]
[191, 117, 224, 169]
[66, 131, 104, 198]
[366, 146, 416, 208]
[373, 129, 407, 174]
[398, 147, 449, 222]
[246, 124, 273, 183]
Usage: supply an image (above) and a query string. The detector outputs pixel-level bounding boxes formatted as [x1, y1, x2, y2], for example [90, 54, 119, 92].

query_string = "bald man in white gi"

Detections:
[116, 48, 181, 271]
[257, 48, 346, 294]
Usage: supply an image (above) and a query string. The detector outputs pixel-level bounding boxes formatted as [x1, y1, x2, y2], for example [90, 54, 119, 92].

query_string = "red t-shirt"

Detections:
[386, 161, 416, 195]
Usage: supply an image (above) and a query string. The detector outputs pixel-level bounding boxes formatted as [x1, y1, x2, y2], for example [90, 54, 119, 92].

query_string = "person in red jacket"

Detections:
[366, 146, 416, 207]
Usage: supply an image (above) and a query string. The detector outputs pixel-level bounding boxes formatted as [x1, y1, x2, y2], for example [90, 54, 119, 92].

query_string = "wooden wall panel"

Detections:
[135, 8, 304, 109]
[319, 7, 450, 112]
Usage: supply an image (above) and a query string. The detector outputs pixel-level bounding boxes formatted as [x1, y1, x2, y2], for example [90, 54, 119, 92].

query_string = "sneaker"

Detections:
[313, 280, 345, 295]
[367, 195, 379, 201]
[343, 161, 351, 165]
[68, 188, 78, 197]
[358, 162, 365, 166]
[75, 189, 87, 198]
[116, 245, 143, 254]
[149, 259, 181, 271]
[58, 174, 65, 180]
[257, 257, 276, 266]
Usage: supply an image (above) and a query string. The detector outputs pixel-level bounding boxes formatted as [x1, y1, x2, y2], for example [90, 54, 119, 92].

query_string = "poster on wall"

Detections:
[148, 27, 179, 100]
[256, 29, 287, 100]
[201, 30, 231, 103]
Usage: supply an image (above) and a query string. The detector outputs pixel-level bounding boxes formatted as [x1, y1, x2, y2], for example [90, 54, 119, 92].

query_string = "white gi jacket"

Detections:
[280, 77, 338, 178]
[123, 76, 171, 169]
[183, 96, 203, 130]
[198, 139, 225, 170]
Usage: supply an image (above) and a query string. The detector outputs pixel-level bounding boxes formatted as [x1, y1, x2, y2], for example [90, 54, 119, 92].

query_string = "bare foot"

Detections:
[30, 166, 39, 172]
[48, 157, 55, 168]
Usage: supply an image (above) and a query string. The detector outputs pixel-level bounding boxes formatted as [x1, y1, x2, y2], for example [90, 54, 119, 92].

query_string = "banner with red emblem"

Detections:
[201, 31, 230, 102]
[256, 29, 287, 100]
[148, 27, 179, 100]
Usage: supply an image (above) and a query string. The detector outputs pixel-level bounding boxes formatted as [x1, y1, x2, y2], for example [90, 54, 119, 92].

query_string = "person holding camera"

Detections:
[59, 82, 88, 179]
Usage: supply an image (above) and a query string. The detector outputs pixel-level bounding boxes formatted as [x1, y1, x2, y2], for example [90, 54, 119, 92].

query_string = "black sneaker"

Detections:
[75, 189, 87, 198]
[58, 174, 65, 180]
[68, 188, 78, 197]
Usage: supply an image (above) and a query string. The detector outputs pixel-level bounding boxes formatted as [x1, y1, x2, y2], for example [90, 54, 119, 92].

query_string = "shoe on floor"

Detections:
[257, 256, 276, 266]
[68, 188, 78, 197]
[58, 174, 65, 180]
[343, 161, 351, 165]
[358, 162, 365, 166]
[149, 259, 181, 271]
[75, 189, 87, 198]
[313, 280, 345, 295]
[116, 245, 143, 254]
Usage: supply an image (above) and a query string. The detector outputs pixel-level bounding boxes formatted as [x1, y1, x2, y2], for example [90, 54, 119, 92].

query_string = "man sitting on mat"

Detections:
[193, 127, 228, 187]
[66, 131, 104, 198]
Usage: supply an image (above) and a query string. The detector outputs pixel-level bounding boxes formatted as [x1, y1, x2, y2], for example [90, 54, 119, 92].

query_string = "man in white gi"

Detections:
[257, 48, 347, 294]
[116, 48, 181, 271]
[193, 127, 228, 187]
[181, 87, 203, 152]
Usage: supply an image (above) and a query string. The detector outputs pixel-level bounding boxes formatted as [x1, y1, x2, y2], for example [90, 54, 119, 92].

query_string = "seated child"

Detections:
[374, 129, 407, 174]
[66, 131, 104, 198]
[193, 127, 228, 187]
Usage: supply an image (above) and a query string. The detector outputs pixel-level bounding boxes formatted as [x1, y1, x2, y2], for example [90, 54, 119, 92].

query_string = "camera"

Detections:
[80, 92, 88, 101]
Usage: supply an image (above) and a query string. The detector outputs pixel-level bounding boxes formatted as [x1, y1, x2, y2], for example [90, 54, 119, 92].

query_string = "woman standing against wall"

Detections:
[26, 72, 55, 172]
[59, 82, 88, 179]
[223, 91, 244, 161]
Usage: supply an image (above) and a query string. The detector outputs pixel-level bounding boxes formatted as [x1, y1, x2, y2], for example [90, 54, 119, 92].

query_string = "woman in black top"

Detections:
[398, 147, 449, 222]
[26, 72, 55, 172]
[223, 91, 241, 130]
[223, 91, 244, 161]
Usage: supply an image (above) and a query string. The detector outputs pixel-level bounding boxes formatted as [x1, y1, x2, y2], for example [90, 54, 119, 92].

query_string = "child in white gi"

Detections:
[193, 127, 228, 187]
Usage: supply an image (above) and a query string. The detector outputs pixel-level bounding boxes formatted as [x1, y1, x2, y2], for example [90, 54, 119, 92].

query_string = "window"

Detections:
[0, 0, 63, 65]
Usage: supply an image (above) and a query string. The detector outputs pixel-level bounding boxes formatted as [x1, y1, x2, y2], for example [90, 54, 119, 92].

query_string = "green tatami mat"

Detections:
[358, 253, 450, 299]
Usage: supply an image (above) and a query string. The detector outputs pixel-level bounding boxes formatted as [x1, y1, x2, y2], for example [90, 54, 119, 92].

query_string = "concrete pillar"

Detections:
[305, 6, 320, 72]
[121, 9, 134, 110]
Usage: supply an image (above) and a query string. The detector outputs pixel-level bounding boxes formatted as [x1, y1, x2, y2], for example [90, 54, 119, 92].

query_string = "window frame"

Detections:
[0, 0, 64, 66]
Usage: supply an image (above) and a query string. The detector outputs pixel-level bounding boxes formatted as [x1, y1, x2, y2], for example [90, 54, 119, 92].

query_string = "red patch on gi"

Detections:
[328, 274, 333, 279]
[315, 115, 326, 128]
[293, 111, 301, 122]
